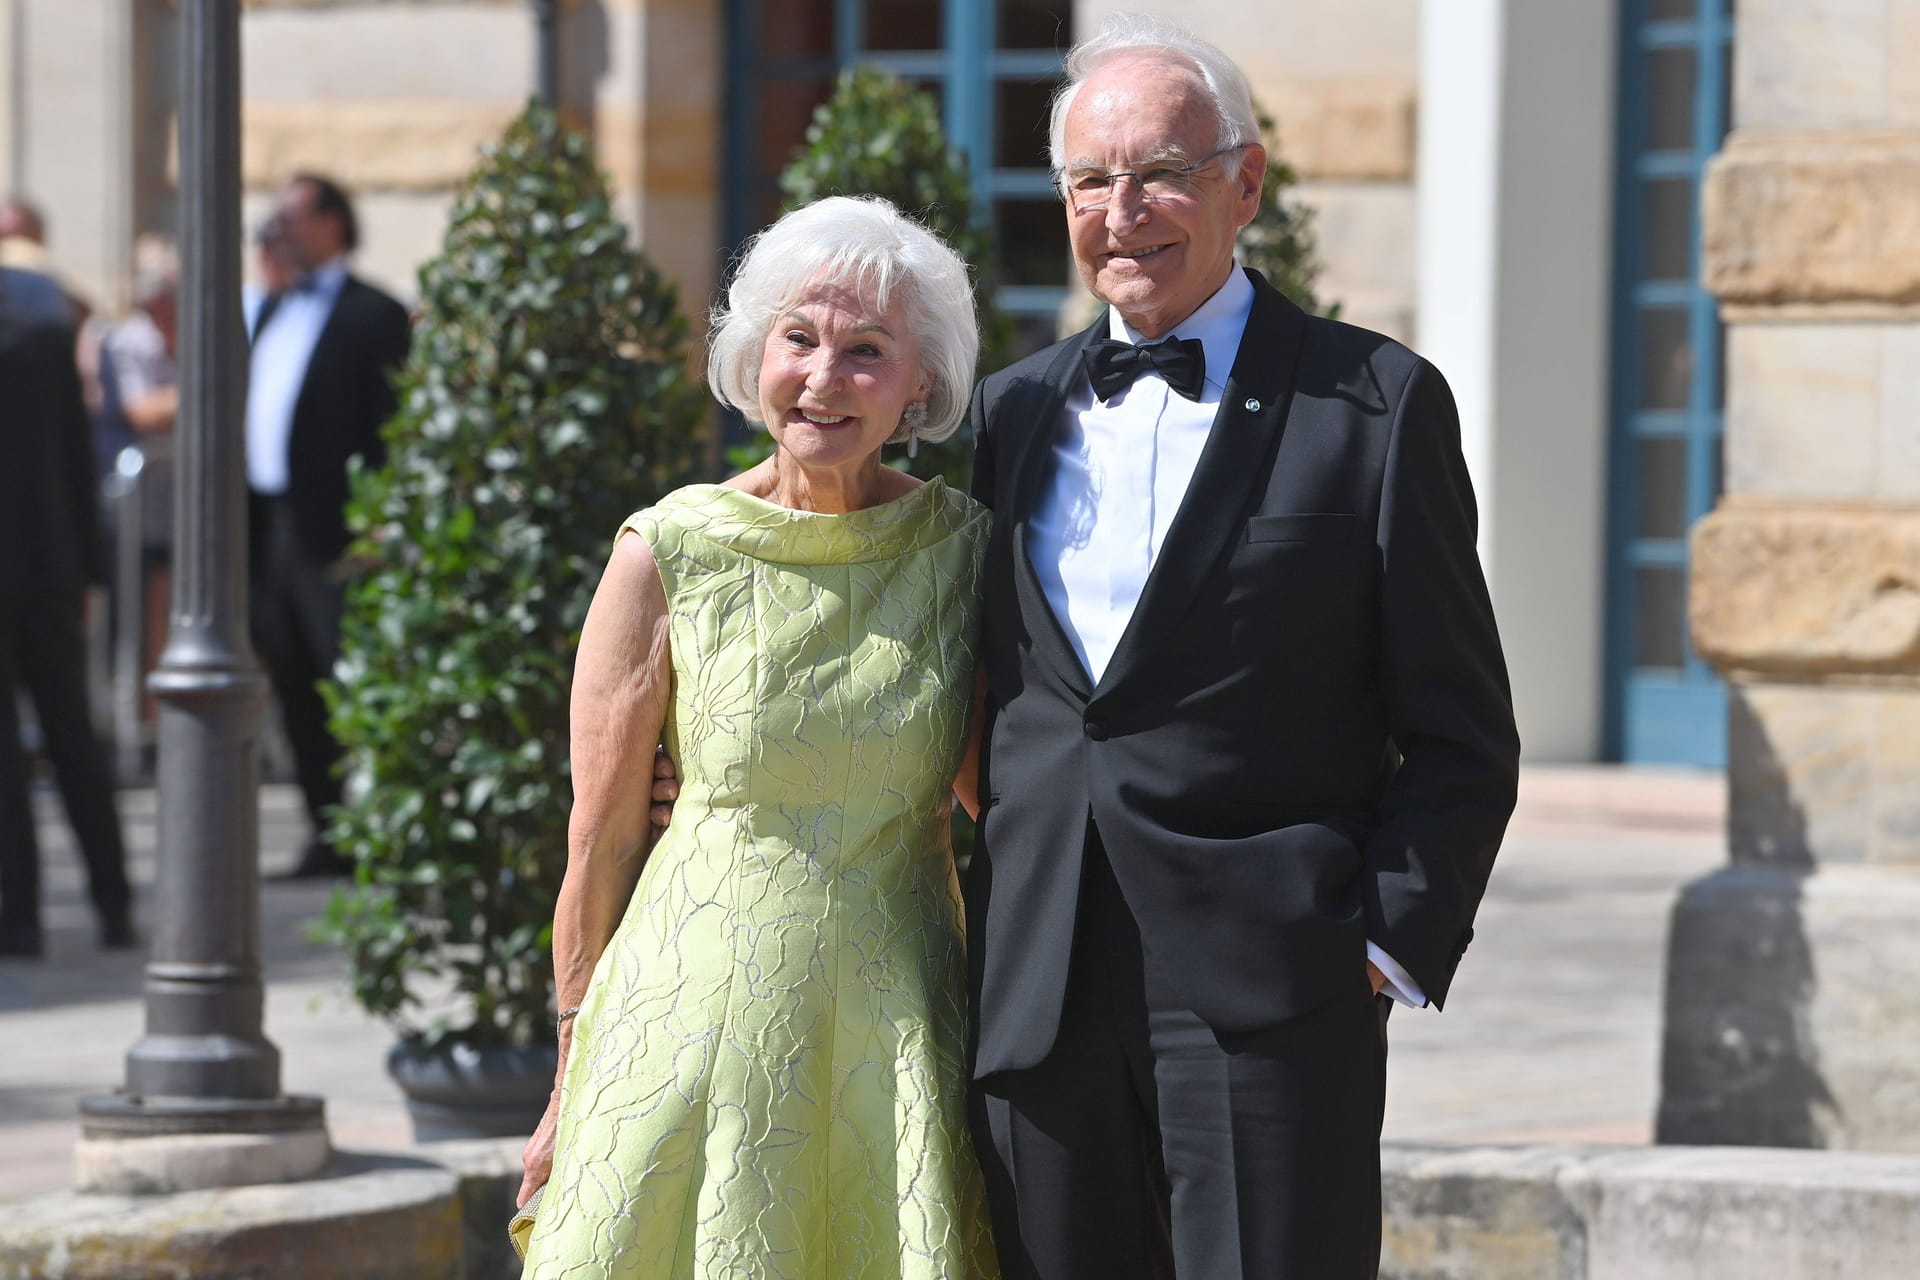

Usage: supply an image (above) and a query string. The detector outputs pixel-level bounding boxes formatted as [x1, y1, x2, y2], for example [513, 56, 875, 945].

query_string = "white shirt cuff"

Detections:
[1367, 940, 1428, 1008]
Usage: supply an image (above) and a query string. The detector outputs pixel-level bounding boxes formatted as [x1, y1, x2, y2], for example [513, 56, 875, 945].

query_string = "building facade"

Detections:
[3, 0, 1790, 768]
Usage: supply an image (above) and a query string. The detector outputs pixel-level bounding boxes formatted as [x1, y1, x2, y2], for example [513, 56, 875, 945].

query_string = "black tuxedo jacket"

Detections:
[250, 275, 411, 565]
[0, 311, 104, 604]
[965, 268, 1520, 1077]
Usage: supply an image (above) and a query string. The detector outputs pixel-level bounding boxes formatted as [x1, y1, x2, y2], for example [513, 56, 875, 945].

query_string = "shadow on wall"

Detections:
[1654, 686, 1838, 1147]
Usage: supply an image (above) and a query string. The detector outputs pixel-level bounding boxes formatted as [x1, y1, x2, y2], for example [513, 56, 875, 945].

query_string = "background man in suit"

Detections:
[247, 173, 410, 878]
[965, 16, 1521, 1277]
[0, 268, 134, 956]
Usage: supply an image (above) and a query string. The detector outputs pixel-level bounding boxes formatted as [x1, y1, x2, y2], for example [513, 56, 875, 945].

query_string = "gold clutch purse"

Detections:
[509, 1184, 545, 1260]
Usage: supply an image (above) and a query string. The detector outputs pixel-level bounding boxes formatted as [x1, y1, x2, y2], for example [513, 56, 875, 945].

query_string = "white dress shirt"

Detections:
[246, 256, 347, 495]
[1028, 266, 1428, 1008]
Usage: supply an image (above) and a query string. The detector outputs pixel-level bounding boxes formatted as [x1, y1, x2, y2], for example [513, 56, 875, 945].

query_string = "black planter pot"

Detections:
[386, 1039, 558, 1142]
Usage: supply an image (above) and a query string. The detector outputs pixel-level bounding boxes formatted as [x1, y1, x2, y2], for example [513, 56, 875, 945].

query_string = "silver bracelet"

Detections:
[557, 1005, 583, 1030]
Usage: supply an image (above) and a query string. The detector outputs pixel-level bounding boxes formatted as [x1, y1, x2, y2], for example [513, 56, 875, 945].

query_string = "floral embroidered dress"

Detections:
[521, 479, 998, 1280]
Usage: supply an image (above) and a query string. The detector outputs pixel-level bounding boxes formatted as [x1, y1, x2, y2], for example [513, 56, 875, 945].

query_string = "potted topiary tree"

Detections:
[320, 103, 706, 1140]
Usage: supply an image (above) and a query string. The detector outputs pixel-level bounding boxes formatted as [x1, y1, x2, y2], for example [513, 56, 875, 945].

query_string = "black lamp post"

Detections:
[80, 0, 324, 1169]
[535, 0, 560, 107]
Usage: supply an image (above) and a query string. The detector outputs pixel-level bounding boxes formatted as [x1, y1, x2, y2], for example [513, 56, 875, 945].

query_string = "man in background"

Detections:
[246, 173, 411, 879]
[1, 195, 91, 326]
[0, 267, 135, 956]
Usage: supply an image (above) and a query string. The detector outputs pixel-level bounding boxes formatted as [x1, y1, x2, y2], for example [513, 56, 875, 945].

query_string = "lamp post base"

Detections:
[77, 1093, 327, 1193]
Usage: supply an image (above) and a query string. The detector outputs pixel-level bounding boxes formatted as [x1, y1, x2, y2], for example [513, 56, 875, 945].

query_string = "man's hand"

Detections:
[649, 748, 680, 830]
[1366, 959, 1386, 997]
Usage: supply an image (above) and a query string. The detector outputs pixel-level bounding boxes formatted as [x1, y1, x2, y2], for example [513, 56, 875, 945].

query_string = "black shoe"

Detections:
[0, 928, 44, 959]
[276, 840, 354, 881]
[100, 917, 139, 950]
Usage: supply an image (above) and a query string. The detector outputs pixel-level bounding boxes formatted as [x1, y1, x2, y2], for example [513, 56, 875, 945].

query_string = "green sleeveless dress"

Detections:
[522, 479, 999, 1280]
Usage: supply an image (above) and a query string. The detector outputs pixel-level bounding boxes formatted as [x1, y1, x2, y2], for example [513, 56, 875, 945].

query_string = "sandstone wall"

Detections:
[1666, 0, 1920, 1151]
[1077, 0, 1421, 340]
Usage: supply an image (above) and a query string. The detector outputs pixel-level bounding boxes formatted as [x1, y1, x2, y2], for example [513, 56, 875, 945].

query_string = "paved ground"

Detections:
[0, 766, 1727, 1202]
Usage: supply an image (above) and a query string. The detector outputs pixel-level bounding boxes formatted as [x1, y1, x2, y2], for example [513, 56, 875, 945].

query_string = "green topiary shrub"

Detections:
[722, 66, 1009, 489]
[1237, 104, 1339, 320]
[320, 104, 706, 1051]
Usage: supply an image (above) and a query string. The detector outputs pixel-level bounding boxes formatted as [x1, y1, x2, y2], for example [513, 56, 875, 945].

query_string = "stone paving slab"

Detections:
[0, 766, 1728, 1202]
[1381, 1141, 1920, 1280]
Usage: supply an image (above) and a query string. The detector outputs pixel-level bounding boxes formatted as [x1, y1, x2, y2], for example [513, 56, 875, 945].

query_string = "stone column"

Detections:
[0, 0, 17, 187]
[589, 0, 722, 324]
[8, 0, 138, 312]
[1658, 0, 1920, 1151]
[1415, 0, 1617, 763]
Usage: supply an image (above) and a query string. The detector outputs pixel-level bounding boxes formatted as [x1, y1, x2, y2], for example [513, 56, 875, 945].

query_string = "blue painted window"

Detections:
[722, 2, 1075, 357]
[1604, 0, 1735, 766]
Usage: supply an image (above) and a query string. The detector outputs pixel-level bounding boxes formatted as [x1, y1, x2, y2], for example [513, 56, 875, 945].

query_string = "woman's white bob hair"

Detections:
[707, 195, 979, 447]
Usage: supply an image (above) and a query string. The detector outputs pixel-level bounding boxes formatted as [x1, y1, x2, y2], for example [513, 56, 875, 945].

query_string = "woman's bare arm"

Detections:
[521, 530, 671, 1204]
[553, 531, 673, 1045]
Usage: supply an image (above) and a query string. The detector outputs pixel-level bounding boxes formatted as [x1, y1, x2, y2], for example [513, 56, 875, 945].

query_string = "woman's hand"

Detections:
[518, 1090, 562, 1208]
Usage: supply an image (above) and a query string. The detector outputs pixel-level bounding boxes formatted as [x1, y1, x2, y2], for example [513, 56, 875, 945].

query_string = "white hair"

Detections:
[707, 195, 979, 446]
[1047, 12, 1261, 183]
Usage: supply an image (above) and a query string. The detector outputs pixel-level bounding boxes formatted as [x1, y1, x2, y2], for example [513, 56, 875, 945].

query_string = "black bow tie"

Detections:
[1084, 336, 1206, 403]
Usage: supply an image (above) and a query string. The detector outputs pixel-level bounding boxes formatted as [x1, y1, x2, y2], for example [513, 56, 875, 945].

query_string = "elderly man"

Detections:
[963, 15, 1520, 1277]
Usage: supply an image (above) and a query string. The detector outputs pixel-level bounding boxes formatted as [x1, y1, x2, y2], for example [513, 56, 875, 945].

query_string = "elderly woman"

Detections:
[515, 195, 998, 1279]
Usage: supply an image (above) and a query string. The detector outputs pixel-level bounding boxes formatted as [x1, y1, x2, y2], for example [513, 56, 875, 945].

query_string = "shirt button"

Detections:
[1083, 720, 1108, 741]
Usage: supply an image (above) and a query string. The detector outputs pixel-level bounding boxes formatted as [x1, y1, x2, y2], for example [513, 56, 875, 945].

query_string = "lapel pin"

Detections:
[1244, 397, 1261, 413]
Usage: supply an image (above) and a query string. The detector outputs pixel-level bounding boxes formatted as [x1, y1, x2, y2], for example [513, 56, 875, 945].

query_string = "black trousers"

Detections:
[248, 496, 345, 834]
[0, 593, 132, 938]
[971, 826, 1388, 1280]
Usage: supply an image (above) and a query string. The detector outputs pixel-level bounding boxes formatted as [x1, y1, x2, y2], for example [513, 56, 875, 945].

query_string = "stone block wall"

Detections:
[235, 0, 545, 303]
[1692, 0, 1920, 870]
[232, 0, 721, 323]
[1665, 0, 1920, 1152]
[1077, 0, 1421, 340]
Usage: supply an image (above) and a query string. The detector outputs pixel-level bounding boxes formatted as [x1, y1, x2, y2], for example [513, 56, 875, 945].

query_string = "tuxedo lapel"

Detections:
[303, 277, 358, 385]
[1007, 318, 1107, 702]
[249, 291, 282, 344]
[1091, 272, 1309, 702]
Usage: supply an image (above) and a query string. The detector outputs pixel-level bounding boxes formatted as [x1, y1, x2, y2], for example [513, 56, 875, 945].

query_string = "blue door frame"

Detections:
[1603, 0, 1735, 766]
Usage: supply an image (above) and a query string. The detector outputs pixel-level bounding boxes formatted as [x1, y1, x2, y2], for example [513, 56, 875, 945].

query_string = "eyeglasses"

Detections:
[1054, 144, 1247, 213]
